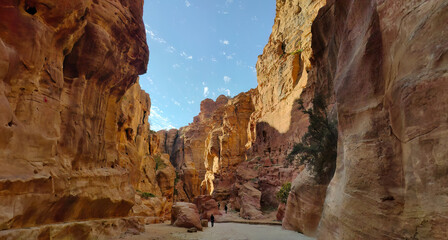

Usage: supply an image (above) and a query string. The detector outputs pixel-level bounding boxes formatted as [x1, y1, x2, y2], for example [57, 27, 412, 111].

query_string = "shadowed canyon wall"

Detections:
[0, 0, 174, 238]
[1, 0, 446, 239]
[154, 0, 448, 239]
[315, 0, 448, 239]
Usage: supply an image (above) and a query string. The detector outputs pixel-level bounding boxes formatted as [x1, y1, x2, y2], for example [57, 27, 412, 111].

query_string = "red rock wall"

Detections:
[315, 0, 448, 239]
[0, 0, 163, 236]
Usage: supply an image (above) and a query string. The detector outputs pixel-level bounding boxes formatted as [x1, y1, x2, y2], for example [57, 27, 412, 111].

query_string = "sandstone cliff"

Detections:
[155, 90, 302, 220]
[247, 0, 329, 226]
[157, 92, 256, 203]
[313, 0, 448, 239]
[152, 0, 448, 239]
[152, 0, 327, 221]
[272, 0, 448, 238]
[0, 0, 171, 238]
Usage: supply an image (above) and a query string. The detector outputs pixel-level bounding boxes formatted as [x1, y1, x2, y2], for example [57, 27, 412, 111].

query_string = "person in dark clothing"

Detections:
[224, 204, 228, 214]
[210, 214, 215, 227]
[218, 202, 220, 209]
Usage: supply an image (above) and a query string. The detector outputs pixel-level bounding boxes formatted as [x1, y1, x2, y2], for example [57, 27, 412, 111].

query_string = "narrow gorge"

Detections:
[0, 0, 447, 239]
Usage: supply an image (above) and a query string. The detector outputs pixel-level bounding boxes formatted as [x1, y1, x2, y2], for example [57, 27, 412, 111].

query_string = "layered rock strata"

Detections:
[153, 0, 327, 221]
[0, 0, 173, 237]
[245, 0, 330, 224]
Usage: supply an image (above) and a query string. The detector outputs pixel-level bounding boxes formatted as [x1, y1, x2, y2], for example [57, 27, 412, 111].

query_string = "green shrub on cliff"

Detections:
[136, 190, 155, 199]
[154, 154, 166, 171]
[287, 94, 338, 184]
[276, 182, 291, 204]
[141, 192, 155, 199]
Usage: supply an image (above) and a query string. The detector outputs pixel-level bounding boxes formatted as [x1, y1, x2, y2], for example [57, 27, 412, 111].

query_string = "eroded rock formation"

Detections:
[152, 0, 325, 222]
[193, 195, 221, 220]
[0, 0, 174, 237]
[313, 0, 448, 239]
[152, 0, 448, 239]
[4, 0, 443, 238]
[277, 0, 448, 238]
[171, 202, 203, 231]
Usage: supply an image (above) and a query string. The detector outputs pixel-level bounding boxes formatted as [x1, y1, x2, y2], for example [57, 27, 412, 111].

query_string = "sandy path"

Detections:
[119, 222, 314, 240]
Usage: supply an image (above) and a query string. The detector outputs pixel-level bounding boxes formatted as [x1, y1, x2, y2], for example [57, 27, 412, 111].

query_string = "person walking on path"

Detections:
[218, 202, 220, 210]
[210, 214, 215, 227]
[224, 204, 228, 214]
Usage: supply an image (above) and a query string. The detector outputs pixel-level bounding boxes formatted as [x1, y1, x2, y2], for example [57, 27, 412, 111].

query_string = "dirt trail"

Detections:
[118, 222, 314, 240]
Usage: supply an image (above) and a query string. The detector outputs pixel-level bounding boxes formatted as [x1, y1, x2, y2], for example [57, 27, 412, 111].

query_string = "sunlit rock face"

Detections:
[152, 0, 326, 221]
[247, 0, 329, 229]
[314, 0, 448, 239]
[249, 0, 326, 135]
[156, 92, 255, 203]
[0, 0, 155, 237]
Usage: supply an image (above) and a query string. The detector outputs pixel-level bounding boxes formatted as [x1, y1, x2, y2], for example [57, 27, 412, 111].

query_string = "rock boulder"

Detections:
[171, 202, 203, 231]
[193, 195, 221, 220]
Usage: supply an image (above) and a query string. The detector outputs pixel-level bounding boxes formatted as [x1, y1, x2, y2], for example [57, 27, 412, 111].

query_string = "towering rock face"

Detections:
[153, 0, 326, 221]
[271, 0, 448, 238]
[0, 0, 169, 237]
[313, 0, 448, 239]
[247, 0, 329, 228]
[157, 92, 256, 203]
[248, 0, 326, 145]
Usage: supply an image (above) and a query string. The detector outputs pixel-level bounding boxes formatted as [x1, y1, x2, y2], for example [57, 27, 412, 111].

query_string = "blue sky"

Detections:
[141, 0, 276, 130]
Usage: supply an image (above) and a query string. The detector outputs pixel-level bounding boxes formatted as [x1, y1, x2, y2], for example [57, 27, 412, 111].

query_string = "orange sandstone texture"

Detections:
[171, 202, 203, 231]
[274, 0, 448, 238]
[0, 0, 173, 237]
[152, 0, 323, 222]
[248, 0, 329, 228]
[313, 0, 448, 239]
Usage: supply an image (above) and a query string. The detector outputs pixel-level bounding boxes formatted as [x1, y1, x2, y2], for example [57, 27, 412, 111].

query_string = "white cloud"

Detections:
[188, 100, 195, 104]
[211, 58, 217, 62]
[222, 52, 235, 60]
[180, 51, 193, 60]
[145, 28, 166, 44]
[218, 88, 231, 96]
[185, 0, 191, 7]
[172, 64, 180, 69]
[223, 76, 231, 83]
[203, 87, 209, 97]
[149, 106, 175, 131]
[171, 98, 181, 106]
[220, 40, 230, 45]
[225, 0, 234, 4]
[145, 24, 195, 64]
[147, 76, 154, 85]
[167, 46, 176, 53]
